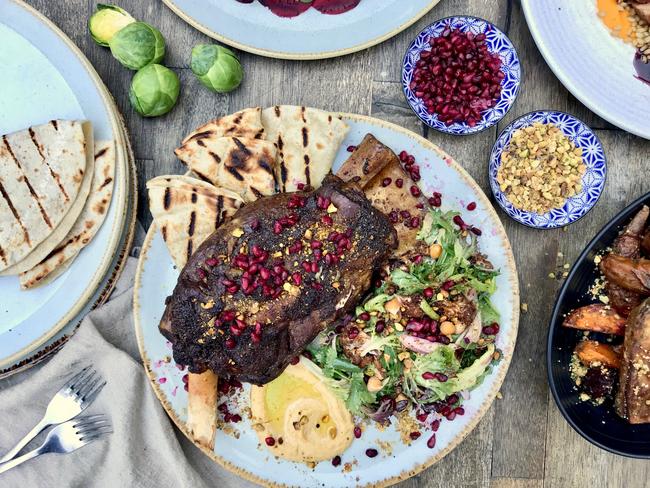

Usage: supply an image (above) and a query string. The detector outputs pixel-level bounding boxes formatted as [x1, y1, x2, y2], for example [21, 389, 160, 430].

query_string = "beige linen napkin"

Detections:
[0, 241, 257, 487]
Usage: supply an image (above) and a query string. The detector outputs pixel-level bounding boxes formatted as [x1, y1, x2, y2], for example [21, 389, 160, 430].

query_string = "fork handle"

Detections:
[0, 419, 48, 464]
[0, 446, 43, 474]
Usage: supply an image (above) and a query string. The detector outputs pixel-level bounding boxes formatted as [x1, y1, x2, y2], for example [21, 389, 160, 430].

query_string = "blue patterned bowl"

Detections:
[489, 110, 607, 229]
[402, 16, 521, 136]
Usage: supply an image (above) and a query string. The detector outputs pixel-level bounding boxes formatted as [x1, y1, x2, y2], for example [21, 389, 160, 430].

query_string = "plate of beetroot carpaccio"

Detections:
[161, 0, 443, 59]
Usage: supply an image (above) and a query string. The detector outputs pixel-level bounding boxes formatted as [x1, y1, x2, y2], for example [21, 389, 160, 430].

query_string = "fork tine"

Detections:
[73, 415, 108, 427]
[81, 430, 113, 442]
[82, 379, 106, 405]
[78, 375, 101, 399]
[70, 369, 97, 395]
[76, 421, 111, 434]
[60, 366, 91, 393]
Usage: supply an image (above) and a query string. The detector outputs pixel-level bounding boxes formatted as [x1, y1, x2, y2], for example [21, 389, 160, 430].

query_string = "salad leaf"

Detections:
[479, 294, 500, 325]
[363, 293, 393, 313]
[347, 372, 376, 414]
[391, 268, 427, 294]
[358, 333, 399, 357]
[419, 299, 440, 319]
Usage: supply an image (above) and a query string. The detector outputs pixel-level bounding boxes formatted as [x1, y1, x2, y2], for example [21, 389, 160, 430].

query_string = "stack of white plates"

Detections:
[0, 0, 137, 378]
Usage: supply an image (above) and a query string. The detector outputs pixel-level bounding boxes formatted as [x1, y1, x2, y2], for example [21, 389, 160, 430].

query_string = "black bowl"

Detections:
[547, 192, 650, 458]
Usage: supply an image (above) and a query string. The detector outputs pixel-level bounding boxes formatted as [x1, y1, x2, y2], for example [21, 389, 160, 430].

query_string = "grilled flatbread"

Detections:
[179, 107, 265, 146]
[147, 175, 244, 269]
[19, 141, 116, 289]
[175, 136, 278, 203]
[0, 121, 95, 275]
[0, 120, 89, 272]
[187, 371, 219, 449]
[262, 105, 349, 192]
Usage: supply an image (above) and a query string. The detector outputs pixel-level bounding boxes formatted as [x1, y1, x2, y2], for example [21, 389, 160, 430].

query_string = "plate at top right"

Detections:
[521, 0, 650, 139]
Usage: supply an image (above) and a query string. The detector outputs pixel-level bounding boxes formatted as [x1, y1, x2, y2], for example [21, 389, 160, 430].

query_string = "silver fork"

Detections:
[0, 366, 106, 463]
[0, 415, 112, 474]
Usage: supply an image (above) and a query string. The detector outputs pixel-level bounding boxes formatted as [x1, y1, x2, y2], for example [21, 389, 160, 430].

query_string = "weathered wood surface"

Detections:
[24, 0, 650, 486]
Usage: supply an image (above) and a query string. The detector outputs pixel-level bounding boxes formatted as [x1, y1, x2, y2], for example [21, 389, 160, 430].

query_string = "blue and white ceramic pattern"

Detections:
[489, 111, 607, 229]
[402, 16, 521, 136]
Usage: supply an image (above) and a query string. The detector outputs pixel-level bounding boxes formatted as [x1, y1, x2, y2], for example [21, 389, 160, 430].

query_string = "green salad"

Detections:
[306, 208, 502, 424]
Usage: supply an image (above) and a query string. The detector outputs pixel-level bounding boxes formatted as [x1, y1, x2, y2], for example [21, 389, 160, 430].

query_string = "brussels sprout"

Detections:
[110, 22, 165, 70]
[129, 64, 180, 117]
[190, 44, 243, 93]
[89, 4, 136, 47]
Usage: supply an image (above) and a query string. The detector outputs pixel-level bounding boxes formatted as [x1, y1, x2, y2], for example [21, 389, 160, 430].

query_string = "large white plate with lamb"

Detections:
[134, 106, 519, 487]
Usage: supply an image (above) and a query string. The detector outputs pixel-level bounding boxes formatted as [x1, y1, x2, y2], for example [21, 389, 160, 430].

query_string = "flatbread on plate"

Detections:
[147, 175, 244, 269]
[262, 105, 349, 192]
[0, 120, 88, 272]
[0, 121, 95, 276]
[19, 140, 116, 289]
[176, 136, 278, 203]
[179, 107, 265, 146]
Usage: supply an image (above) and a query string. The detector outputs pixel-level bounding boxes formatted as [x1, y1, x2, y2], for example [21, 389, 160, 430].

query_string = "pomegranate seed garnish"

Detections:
[467, 201, 477, 211]
[265, 436, 276, 446]
[422, 372, 435, 380]
[446, 411, 457, 421]
[399, 150, 408, 162]
[225, 338, 236, 349]
[346, 145, 357, 152]
[410, 185, 421, 197]
[395, 178, 404, 188]
[312, 282, 324, 291]
[365, 448, 378, 458]
[454, 407, 465, 415]
[375, 320, 386, 334]
[427, 434, 436, 449]
[249, 218, 260, 230]
[423, 287, 434, 298]
[348, 327, 359, 339]
[381, 177, 392, 187]
[431, 419, 440, 432]
[354, 426, 362, 438]
[196, 268, 207, 280]
[297, 182, 306, 190]
[409, 431, 421, 440]
[292, 272, 302, 286]
[321, 215, 333, 226]
[416, 412, 428, 422]
[206, 257, 219, 267]
[453, 215, 465, 228]
[447, 394, 459, 405]
[251, 331, 261, 343]
[410, 216, 421, 228]
[435, 372, 448, 382]
[429, 195, 441, 207]
[273, 221, 283, 234]
[358, 312, 370, 321]
[471, 226, 482, 236]
[332, 455, 341, 467]
[310, 240, 322, 249]
[442, 280, 455, 291]
[400, 210, 411, 219]
[388, 211, 399, 223]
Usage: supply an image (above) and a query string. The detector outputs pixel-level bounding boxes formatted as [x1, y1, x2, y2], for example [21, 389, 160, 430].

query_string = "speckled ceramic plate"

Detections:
[0, 0, 132, 372]
[521, 0, 650, 139]
[162, 0, 441, 60]
[134, 114, 519, 487]
[402, 16, 521, 136]
[488, 110, 607, 229]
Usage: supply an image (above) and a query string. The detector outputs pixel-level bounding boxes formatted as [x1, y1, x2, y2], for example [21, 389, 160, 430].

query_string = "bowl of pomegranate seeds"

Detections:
[488, 110, 607, 229]
[402, 16, 521, 135]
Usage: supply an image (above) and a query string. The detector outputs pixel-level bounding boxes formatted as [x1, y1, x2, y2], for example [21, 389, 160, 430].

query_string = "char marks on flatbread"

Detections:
[175, 136, 278, 203]
[261, 105, 349, 192]
[0, 120, 88, 272]
[180, 107, 265, 146]
[147, 175, 244, 269]
[19, 141, 116, 289]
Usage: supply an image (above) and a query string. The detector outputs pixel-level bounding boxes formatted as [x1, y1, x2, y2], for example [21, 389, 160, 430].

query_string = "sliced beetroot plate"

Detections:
[312, 0, 361, 14]
[258, 0, 312, 18]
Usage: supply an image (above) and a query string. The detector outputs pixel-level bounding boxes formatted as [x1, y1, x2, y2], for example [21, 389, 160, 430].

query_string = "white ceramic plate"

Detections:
[134, 114, 520, 487]
[521, 0, 650, 139]
[162, 0, 441, 60]
[0, 0, 130, 370]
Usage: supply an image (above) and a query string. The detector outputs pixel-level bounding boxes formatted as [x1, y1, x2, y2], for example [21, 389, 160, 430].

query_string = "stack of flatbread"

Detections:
[147, 105, 349, 449]
[0, 120, 116, 289]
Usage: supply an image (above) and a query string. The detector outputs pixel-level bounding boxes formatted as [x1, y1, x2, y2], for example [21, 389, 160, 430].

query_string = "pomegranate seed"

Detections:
[273, 221, 283, 234]
[249, 218, 260, 230]
[354, 426, 362, 438]
[467, 201, 477, 211]
[422, 372, 435, 380]
[312, 282, 324, 291]
[225, 338, 236, 349]
[410, 185, 421, 197]
[427, 434, 436, 449]
[265, 436, 276, 446]
[429, 195, 441, 207]
[410, 216, 421, 228]
[206, 257, 219, 267]
[400, 210, 411, 219]
[447, 394, 459, 405]
[423, 287, 434, 298]
[471, 226, 482, 236]
[292, 272, 302, 286]
[453, 215, 465, 228]
[399, 150, 408, 162]
[446, 411, 457, 421]
[196, 268, 207, 280]
[375, 320, 386, 334]
[348, 327, 359, 339]
[321, 215, 333, 226]
[251, 331, 261, 343]
[332, 455, 341, 467]
[358, 312, 370, 321]
[310, 262, 318, 273]
[365, 448, 378, 458]
[435, 373, 448, 382]
[442, 280, 455, 291]
[416, 412, 428, 422]
[388, 211, 399, 223]
[290, 356, 300, 365]
[381, 177, 392, 187]
[454, 407, 465, 415]
[310, 240, 322, 249]
[395, 178, 404, 188]
[431, 419, 440, 431]
[346, 145, 357, 152]
[409, 431, 421, 440]
[296, 182, 306, 190]
[412, 254, 423, 264]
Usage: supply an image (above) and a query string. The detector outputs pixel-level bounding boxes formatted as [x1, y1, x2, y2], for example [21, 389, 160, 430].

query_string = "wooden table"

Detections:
[24, 0, 650, 486]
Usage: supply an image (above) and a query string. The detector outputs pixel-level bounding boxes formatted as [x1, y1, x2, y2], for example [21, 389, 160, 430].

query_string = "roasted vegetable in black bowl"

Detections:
[548, 192, 650, 458]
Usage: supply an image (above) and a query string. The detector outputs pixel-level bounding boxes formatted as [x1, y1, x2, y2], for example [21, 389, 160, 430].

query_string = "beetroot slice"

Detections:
[258, 0, 312, 18]
[311, 0, 361, 14]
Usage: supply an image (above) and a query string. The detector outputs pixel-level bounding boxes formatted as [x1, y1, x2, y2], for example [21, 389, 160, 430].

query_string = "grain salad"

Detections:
[496, 122, 587, 215]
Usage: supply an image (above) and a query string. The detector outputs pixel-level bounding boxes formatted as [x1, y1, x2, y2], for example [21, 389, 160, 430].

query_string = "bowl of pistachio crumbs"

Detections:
[488, 110, 607, 229]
